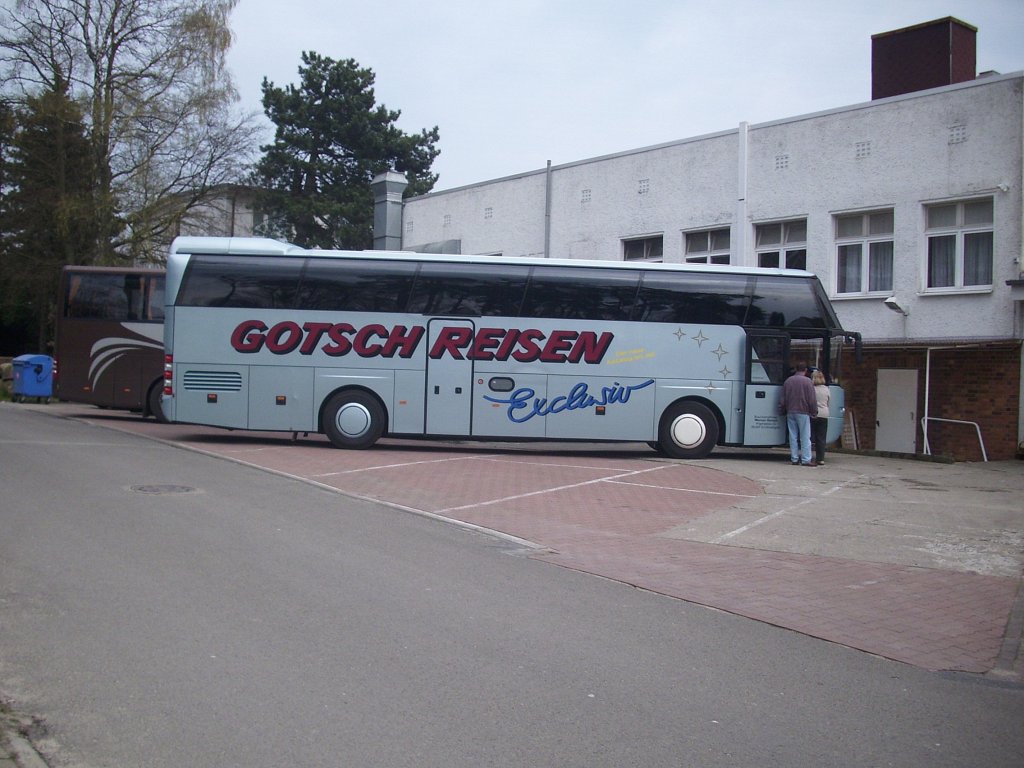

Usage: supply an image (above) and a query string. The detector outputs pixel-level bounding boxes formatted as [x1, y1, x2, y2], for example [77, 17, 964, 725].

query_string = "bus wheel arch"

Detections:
[320, 388, 387, 450]
[146, 379, 169, 423]
[657, 399, 721, 459]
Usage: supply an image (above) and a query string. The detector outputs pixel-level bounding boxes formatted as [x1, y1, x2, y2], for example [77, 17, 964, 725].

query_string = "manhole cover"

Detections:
[130, 484, 196, 495]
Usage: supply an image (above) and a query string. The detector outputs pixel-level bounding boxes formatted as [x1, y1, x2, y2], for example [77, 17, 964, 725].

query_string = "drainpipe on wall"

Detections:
[735, 122, 749, 266]
[544, 160, 552, 258]
[371, 170, 409, 250]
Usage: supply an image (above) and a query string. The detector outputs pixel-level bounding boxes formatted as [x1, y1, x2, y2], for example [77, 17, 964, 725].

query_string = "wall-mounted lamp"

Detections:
[883, 296, 909, 316]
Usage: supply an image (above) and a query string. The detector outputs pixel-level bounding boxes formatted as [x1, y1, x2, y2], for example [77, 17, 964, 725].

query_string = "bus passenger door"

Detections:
[425, 319, 474, 436]
[743, 331, 789, 446]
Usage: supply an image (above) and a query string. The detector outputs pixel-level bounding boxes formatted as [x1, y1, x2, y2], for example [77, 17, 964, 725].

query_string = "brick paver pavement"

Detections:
[43, 406, 1024, 678]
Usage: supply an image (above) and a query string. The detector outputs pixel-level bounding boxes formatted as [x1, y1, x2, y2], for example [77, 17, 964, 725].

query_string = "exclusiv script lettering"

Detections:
[484, 379, 655, 423]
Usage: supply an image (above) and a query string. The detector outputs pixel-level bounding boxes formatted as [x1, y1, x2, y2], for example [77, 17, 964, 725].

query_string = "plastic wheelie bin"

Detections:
[12, 354, 54, 403]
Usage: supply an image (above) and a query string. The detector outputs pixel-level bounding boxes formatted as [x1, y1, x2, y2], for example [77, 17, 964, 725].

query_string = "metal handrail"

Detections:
[920, 417, 988, 462]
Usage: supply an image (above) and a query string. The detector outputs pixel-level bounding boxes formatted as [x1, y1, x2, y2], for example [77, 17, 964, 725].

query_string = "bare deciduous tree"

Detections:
[0, 0, 259, 263]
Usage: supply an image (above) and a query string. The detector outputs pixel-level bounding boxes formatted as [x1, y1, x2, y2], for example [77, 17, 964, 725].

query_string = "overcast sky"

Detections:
[225, 0, 1024, 192]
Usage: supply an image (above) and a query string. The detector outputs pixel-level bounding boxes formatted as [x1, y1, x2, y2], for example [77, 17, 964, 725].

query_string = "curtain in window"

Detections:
[963, 232, 993, 286]
[927, 236, 955, 287]
[837, 244, 861, 293]
[868, 242, 893, 292]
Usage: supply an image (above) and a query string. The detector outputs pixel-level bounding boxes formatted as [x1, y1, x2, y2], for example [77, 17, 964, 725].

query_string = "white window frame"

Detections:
[755, 219, 806, 270]
[623, 235, 663, 262]
[833, 209, 894, 296]
[924, 198, 994, 292]
[684, 227, 731, 265]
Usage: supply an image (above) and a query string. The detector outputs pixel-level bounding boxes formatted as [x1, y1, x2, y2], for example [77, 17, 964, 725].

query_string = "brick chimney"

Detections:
[871, 17, 977, 100]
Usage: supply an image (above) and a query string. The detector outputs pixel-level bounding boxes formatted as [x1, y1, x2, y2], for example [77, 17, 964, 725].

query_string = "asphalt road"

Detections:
[1, 403, 1022, 767]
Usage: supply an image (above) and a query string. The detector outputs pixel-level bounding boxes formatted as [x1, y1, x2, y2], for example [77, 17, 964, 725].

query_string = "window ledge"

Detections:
[919, 287, 994, 297]
[829, 293, 892, 302]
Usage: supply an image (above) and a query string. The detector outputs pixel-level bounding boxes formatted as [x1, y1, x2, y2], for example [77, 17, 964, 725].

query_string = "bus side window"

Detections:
[634, 272, 750, 325]
[748, 335, 787, 384]
[147, 277, 166, 321]
[408, 262, 529, 317]
[300, 259, 417, 313]
[522, 266, 638, 321]
[748, 276, 827, 329]
[123, 275, 143, 320]
[70, 274, 129, 320]
[178, 255, 303, 308]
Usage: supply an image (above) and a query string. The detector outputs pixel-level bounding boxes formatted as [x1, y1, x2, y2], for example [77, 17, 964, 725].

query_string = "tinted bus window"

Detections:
[408, 262, 529, 317]
[747, 275, 827, 329]
[522, 266, 639, 321]
[634, 272, 751, 325]
[299, 258, 417, 313]
[177, 255, 304, 308]
[65, 272, 164, 321]
[146, 276, 165, 321]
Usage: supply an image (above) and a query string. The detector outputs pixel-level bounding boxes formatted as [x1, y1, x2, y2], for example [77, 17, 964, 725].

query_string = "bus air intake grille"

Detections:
[183, 371, 243, 392]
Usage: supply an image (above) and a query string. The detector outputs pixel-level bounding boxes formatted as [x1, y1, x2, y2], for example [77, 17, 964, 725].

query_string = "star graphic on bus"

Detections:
[692, 330, 709, 347]
[712, 343, 728, 360]
[673, 327, 686, 341]
[720, 366, 732, 378]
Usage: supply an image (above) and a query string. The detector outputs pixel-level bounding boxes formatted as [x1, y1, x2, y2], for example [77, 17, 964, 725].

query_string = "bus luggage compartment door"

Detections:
[474, 373, 547, 438]
[177, 365, 249, 429]
[425, 319, 474, 436]
[249, 365, 314, 432]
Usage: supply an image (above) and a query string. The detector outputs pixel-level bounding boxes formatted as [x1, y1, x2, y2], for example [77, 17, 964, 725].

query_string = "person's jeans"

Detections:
[787, 412, 812, 464]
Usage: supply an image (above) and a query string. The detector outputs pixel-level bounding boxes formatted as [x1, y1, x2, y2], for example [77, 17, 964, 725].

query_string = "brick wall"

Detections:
[841, 344, 1021, 461]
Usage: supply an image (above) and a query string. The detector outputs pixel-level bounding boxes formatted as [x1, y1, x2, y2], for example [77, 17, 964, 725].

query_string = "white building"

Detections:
[390, 17, 1023, 461]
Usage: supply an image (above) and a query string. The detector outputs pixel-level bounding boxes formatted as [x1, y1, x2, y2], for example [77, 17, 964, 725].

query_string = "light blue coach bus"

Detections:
[161, 237, 858, 458]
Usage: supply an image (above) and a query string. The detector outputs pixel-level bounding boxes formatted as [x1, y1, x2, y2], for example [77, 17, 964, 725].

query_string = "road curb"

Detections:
[0, 716, 49, 768]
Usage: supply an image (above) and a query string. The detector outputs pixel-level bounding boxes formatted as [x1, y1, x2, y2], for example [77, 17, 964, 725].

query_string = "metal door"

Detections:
[425, 319, 475, 436]
[876, 368, 917, 453]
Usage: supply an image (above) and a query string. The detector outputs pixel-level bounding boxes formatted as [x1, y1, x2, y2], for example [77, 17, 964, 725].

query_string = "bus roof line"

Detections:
[168, 236, 815, 279]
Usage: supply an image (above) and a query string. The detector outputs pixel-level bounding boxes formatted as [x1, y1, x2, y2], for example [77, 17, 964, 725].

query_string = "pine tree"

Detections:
[0, 80, 95, 350]
[254, 52, 440, 250]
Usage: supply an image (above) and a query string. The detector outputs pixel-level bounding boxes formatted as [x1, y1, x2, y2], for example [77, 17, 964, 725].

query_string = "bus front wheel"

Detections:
[658, 402, 719, 459]
[322, 390, 385, 450]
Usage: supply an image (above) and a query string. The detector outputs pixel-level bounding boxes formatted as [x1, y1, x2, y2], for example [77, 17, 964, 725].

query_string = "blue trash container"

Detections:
[12, 354, 54, 402]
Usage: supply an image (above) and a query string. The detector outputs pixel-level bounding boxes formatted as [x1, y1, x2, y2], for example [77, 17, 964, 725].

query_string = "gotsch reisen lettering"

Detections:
[229, 320, 614, 364]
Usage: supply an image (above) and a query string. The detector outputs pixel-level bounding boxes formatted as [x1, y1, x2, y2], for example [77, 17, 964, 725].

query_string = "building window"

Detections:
[925, 198, 993, 290]
[484, 207, 493, 220]
[638, 179, 650, 195]
[948, 124, 967, 144]
[855, 141, 872, 159]
[775, 154, 789, 171]
[443, 214, 451, 226]
[835, 210, 894, 295]
[756, 220, 806, 269]
[623, 235, 663, 262]
[581, 188, 591, 204]
[685, 227, 731, 264]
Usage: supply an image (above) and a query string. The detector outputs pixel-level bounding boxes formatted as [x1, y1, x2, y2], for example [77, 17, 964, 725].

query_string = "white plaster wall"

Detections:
[403, 74, 1024, 345]
[404, 172, 548, 258]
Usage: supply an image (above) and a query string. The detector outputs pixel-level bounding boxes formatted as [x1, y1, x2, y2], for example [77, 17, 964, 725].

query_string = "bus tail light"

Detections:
[163, 354, 173, 396]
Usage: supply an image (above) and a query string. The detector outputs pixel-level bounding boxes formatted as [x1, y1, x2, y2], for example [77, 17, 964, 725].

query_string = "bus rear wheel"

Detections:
[322, 390, 385, 450]
[147, 381, 169, 423]
[658, 401, 719, 459]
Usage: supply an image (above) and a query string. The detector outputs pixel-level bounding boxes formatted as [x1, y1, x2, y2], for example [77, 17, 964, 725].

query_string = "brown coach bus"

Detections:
[55, 265, 168, 421]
